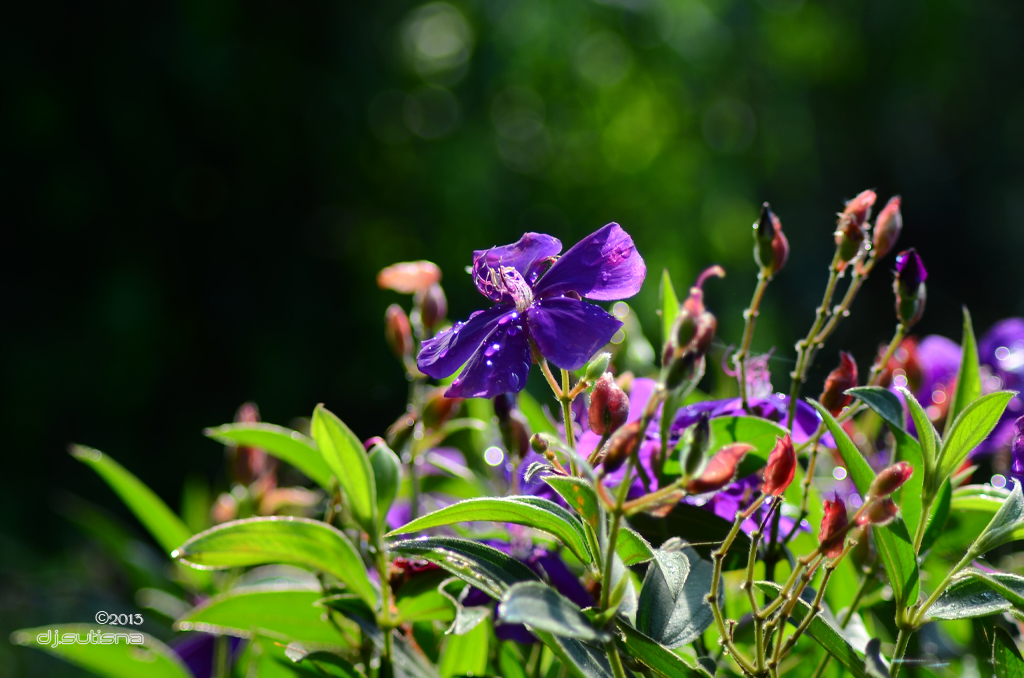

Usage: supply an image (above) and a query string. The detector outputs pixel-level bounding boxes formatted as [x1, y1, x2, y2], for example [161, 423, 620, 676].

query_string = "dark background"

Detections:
[2, 0, 1024, 670]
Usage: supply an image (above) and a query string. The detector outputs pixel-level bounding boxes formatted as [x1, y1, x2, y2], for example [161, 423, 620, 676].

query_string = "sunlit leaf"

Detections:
[944, 308, 983, 439]
[662, 415, 786, 478]
[938, 391, 1016, 480]
[204, 423, 333, 491]
[636, 547, 716, 648]
[439, 619, 489, 678]
[919, 479, 952, 554]
[614, 621, 710, 677]
[311, 404, 377, 533]
[10, 625, 192, 678]
[499, 582, 607, 641]
[993, 626, 1024, 678]
[659, 268, 680, 350]
[389, 537, 539, 599]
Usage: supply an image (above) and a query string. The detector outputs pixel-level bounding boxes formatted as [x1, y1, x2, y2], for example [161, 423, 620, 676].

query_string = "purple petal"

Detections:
[916, 335, 961, 399]
[527, 297, 622, 371]
[417, 305, 513, 379]
[473, 233, 562, 302]
[445, 312, 531, 399]
[533, 223, 646, 301]
[981, 318, 1024, 387]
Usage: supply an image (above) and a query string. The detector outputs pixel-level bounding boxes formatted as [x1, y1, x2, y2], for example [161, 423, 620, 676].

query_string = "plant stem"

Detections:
[787, 251, 844, 430]
[606, 640, 628, 678]
[735, 272, 770, 410]
[560, 369, 577, 453]
[890, 628, 910, 678]
[213, 634, 228, 678]
[912, 495, 934, 554]
[374, 540, 394, 674]
[810, 559, 879, 678]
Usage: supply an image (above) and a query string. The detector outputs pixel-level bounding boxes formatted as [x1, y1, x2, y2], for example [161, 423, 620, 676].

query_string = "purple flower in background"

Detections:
[1011, 417, 1024, 479]
[418, 225, 646, 399]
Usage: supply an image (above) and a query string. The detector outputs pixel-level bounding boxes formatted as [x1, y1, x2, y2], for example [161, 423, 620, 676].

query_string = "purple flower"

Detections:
[1011, 417, 1024, 479]
[895, 248, 927, 291]
[417, 225, 646, 399]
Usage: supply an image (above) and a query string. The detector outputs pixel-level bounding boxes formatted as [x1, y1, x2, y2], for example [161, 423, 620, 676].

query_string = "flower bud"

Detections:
[585, 353, 612, 383]
[232, 402, 269, 485]
[530, 433, 552, 455]
[505, 410, 531, 461]
[663, 352, 703, 392]
[377, 260, 442, 294]
[602, 421, 642, 474]
[422, 388, 461, 429]
[386, 412, 416, 450]
[589, 374, 630, 436]
[754, 203, 789, 277]
[417, 283, 447, 330]
[894, 249, 927, 328]
[364, 436, 386, 451]
[835, 190, 876, 267]
[762, 435, 796, 496]
[842, 189, 877, 228]
[857, 497, 899, 527]
[493, 392, 515, 424]
[871, 196, 902, 260]
[867, 461, 914, 498]
[818, 494, 849, 559]
[820, 352, 859, 416]
[682, 412, 711, 478]
[686, 442, 753, 494]
[385, 304, 413, 359]
[1011, 416, 1024, 478]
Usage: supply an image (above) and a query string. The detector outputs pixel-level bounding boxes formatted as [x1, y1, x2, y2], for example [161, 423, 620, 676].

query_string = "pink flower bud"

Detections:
[589, 374, 630, 436]
[835, 190, 876, 267]
[377, 260, 442, 294]
[602, 421, 642, 474]
[872, 196, 902, 260]
[818, 494, 849, 559]
[417, 283, 447, 330]
[842, 189, 877, 227]
[868, 461, 914, 498]
[233, 402, 269, 485]
[857, 497, 899, 527]
[385, 304, 413, 359]
[820, 352, 859, 416]
[754, 203, 789, 276]
[685, 443, 754, 494]
[762, 434, 796, 496]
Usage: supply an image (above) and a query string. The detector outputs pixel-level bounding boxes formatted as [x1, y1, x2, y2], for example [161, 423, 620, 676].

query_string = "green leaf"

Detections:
[389, 536, 539, 599]
[544, 476, 600, 529]
[533, 631, 615, 678]
[994, 626, 1024, 678]
[369, 443, 402, 526]
[662, 415, 787, 478]
[636, 547, 716, 648]
[927, 574, 1014, 620]
[614, 621, 710, 678]
[204, 423, 333, 491]
[848, 386, 905, 431]
[395, 570, 455, 624]
[498, 643, 530, 678]
[173, 516, 377, 607]
[617, 527, 654, 566]
[437, 578, 491, 635]
[808, 400, 920, 608]
[973, 481, 1024, 555]
[323, 600, 442, 678]
[311, 404, 377, 533]
[283, 642, 365, 678]
[898, 387, 939, 476]
[177, 587, 354, 645]
[660, 268, 680, 350]
[956, 568, 1024, 610]
[498, 582, 607, 641]
[939, 391, 1016, 480]
[755, 582, 871, 678]
[70, 446, 192, 557]
[10, 625, 192, 678]
[387, 496, 592, 565]
[920, 479, 952, 554]
[439, 619, 490, 678]
[945, 308, 983, 439]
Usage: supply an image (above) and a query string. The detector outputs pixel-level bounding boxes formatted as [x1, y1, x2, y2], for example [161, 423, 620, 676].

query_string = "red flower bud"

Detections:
[857, 497, 899, 527]
[754, 203, 789, 277]
[762, 434, 796, 496]
[842, 189, 877, 228]
[871, 196, 902, 260]
[416, 283, 447, 330]
[422, 388, 461, 429]
[385, 304, 413, 359]
[877, 336, 922, 391]
[686, 443, 754, 494]
[364, 436, 386, 451]
[233, 402, 269, 485]
[820, 352, 859, 416]
[589, 374, 630, 436]
[835, 190, 876, 267]
[602, 421, 642, 474]
[818, 494, 849, 559]
[868, 461, 913, 498]
[377, 260, 442, 294]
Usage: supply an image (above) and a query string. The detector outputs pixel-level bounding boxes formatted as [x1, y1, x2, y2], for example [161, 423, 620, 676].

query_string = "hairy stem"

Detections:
[890, 628, 911, 678]
[735, 272, 770, 410]
[810, 559, 879, 678]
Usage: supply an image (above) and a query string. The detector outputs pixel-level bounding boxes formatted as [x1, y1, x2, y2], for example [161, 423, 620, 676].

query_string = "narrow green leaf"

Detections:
[614, 621, 710, 678]
[920, 479, 952, 554]
[994, 626, 1024, 678]
[173, 516, 377, 607]
[974, 483, 1024, 555]
[395, 571, 455, 624]
[387, 496, 592, 564]
[70, 446, 192, 556]
[660, 268, 680, 349]
[939, 391, 1016, 480]
[283, 642, 365, 678]
[848, 386, 905, 431]
[928, 574, 1014, 620]
[898, 387, 939, 475]
[499, 582, 607, 641]
[755, 583, 871, 678]
[204, 423, 333, 490]
[533, 630, 615, 678]
[498, 644, 530, 678]
[957, 568, 1024, 610]
[311, 404, 377, 533]
[176, 587, 353, 645]
[636, 547, 716, 648]
[369, 443, 402, 526]
[892, 428, 925, 538]
[945, 308, 983, 439]
[808, 400, 920, 607]
[10, 625, 192, 678]
[389, 537, 539, 599]
[617, 527, 654, 566]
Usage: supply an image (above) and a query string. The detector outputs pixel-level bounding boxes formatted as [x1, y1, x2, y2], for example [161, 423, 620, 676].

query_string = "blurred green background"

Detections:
[3, 0, 1024, 672]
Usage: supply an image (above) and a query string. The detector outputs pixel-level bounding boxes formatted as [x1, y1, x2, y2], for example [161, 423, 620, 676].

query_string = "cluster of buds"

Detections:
[817, 461, 913, 558]
[894, 249, 927, 327]
[835, 190, 876, 269]
[662, 266, 725, 391]
[819, 352, 858, 416]
[754, 202, 789, 278]
[379, 259, 449, 363]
